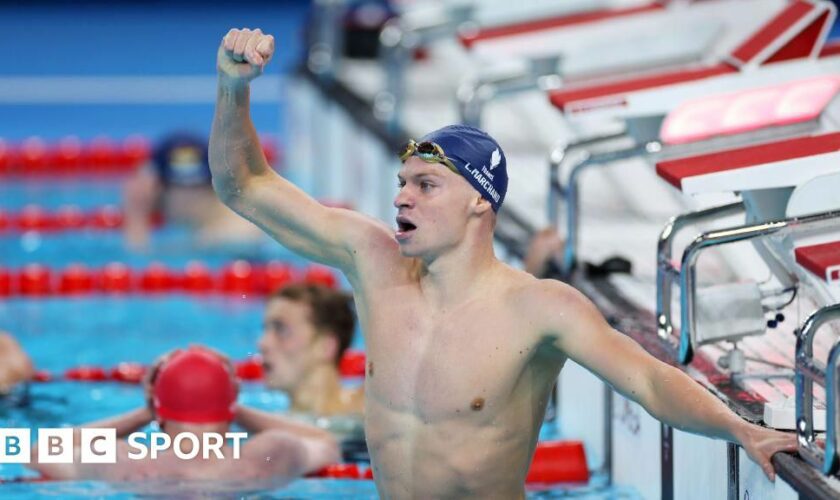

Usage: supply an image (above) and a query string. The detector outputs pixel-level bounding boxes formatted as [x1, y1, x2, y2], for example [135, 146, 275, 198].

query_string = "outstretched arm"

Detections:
[210, 28, 393, 274]
[236, 405, 340, 474]
[29, 407, 153, 480]
[537, 282, 797, 481]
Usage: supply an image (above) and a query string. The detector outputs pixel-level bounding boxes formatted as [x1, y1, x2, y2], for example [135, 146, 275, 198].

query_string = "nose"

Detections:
[257, 333, 269, 353]
[394, 186, 414, 210]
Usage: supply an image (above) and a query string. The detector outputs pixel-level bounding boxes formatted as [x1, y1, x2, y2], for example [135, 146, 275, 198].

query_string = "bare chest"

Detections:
[361, 290, 538, 420]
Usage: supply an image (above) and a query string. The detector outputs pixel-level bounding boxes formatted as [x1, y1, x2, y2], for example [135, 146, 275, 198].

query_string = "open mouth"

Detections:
[262, 361, 272, 374]
[395, 216, 417, 241]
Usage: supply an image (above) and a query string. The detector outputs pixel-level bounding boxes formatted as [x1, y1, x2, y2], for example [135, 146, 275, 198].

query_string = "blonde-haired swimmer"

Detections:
[211, 28, 797, 498]
[30, 346, 338, 482]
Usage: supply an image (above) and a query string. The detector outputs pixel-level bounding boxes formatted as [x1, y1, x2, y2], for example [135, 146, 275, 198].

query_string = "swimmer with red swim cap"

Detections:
[212, 28, 797, 498]
[30, 346, 338, 482]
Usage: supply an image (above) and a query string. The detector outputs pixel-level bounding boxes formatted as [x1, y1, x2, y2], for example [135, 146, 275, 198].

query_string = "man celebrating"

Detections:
[211, 28, 797, 498]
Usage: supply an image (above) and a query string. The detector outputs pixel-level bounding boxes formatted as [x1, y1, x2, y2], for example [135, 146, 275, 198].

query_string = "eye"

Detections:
[420, 181, 434, 192]
[397, 179, 406, 188]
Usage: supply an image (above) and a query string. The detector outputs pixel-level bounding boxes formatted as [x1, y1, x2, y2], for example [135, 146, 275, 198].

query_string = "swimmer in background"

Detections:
[211, 29, 796, 499]
[30, 346, 338, 482]
[260, 284, 364, 416]
[0, 332, 34, 395]
[123, 132, 263, 250]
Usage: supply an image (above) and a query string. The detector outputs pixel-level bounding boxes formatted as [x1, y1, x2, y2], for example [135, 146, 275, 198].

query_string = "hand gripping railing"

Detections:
[673, 209, 840, 365]
[656, 202, 746, 340]
[796, 303, 840, 475]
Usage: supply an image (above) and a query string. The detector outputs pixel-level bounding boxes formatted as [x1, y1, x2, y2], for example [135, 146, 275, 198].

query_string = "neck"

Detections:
[290, 363, 344, 414]
[418, 228, 499, 307]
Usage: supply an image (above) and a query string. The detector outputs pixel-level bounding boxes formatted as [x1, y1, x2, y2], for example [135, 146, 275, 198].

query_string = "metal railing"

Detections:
[671, 209, 840, 364]
[656, 202, 745, 340]
[796, 303, 840, 475]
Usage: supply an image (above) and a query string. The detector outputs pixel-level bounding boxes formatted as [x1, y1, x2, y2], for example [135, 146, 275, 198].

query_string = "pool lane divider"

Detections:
[0, 261, 338, 297]
[308, 440, 590, 484]
[0, 135, 279, 176]
[0, 205, 162, 233]
[30, 351, 368, 384]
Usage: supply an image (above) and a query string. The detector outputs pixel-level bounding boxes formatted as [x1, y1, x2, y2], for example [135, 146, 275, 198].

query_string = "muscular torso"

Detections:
[353, 261, 565, 499]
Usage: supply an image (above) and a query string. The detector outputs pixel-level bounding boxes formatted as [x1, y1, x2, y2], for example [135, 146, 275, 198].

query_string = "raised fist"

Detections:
[217, 28, 275, 84]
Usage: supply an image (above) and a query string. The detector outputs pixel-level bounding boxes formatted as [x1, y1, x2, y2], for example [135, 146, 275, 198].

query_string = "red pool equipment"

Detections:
[0, 139, 11, 173]
[221, 260, 256, 294]
[110, 362, 146, 384]
[339, 350, 367, 378]
[85, 136, 118, 169]
[52, 136, 83, 171]
[140, 263, 176, 292]
[303, 265, 337, 288]
[315, 463, 361, 479]
[235, 358, 264, 381]
[526, 440, 589, 484]
[59, 264, 95, 295]
[0, 268, 11, 296]
[20, 136, 48, 172]
[263, 261, 294, 293]
[55, 205, 87, 230]
[120, 135, 152, 167]
[100, 262, 133, 293]
[65, 366, 108, 382]
[183, 261, 215, 293]
[89, 205, 124, 229]
[17, 205, 56, 232]
[18, 264, 53, 295]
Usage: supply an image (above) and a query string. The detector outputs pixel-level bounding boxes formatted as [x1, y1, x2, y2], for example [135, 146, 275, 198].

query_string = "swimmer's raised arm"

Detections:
[210, 28, 393, 274]
[529, 280, 797, 482]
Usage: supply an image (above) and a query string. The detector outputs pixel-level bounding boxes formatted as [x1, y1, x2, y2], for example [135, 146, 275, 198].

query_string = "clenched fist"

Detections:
[217, 28, 275, 85]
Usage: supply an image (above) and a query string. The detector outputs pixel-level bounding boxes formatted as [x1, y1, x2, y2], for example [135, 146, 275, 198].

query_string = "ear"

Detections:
[314, 332, 339, 363]
[472, 195, 493, 217]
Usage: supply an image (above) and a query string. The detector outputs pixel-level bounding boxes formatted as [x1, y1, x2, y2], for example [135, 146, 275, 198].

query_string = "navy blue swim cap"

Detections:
[153, 133, 211, 187]
[416, 125, 508, 212]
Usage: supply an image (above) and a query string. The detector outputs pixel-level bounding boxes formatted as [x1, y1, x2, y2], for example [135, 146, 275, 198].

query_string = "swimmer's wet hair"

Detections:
[270, 284, 356, 366]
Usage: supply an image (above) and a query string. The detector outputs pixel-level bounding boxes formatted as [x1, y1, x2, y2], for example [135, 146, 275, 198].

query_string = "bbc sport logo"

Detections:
[0, 428, 247, 463]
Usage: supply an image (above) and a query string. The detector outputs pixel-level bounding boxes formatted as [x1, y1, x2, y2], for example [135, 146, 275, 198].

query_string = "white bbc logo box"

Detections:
[0, 428, 116, 464]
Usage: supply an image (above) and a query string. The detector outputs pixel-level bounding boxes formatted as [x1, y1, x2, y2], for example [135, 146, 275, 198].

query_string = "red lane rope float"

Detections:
[0, 261, 338, 297]
[0, 135, 280, 176]
[32, 351, 366, 384]
[0, 205, 163, 233]
[309, 440, 588, 484]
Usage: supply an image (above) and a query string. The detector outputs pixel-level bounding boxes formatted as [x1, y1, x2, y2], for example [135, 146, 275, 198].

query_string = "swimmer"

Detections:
[30, 346, 338, 482]
[523, 228, 565, 278]
[260, 284, 364, 416]
[0, 332, 34, 394]
[210, 28, 797, 498]
[123, 131, 263, 250]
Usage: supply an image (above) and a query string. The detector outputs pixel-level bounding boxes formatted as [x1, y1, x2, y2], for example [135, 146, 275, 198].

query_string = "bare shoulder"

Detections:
[343, 213, 415, 287]
[506, 274, 598, 330]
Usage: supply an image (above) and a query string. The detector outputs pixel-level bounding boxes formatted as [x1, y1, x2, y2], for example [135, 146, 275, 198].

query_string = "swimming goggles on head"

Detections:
[398, 139, 459, 175]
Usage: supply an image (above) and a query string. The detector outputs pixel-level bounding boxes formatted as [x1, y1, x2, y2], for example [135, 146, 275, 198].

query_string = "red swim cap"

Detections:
[153, 347, 238, 424]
